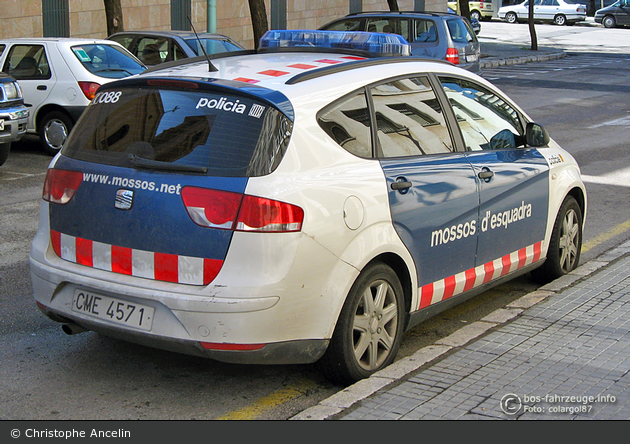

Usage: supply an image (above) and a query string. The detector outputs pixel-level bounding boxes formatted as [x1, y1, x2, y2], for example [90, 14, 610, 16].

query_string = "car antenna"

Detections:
[188, 16, 218, 72]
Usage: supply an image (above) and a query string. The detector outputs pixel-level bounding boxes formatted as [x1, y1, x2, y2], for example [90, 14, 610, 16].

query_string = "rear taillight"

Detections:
[78, 81, 101, 100]
[43, 169, 83, 204]
[446, 48, 460, 65]
[181, 187, 304, 233]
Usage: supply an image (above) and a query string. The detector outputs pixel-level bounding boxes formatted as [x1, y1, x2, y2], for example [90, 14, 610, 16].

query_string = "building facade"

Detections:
[0, 0, 445, 50]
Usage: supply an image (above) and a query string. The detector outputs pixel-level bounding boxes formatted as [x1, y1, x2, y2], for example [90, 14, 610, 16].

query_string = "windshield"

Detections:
[63, 85, 292, 177]
[183, 38, 244, 56]
[71, 44, 146, 78]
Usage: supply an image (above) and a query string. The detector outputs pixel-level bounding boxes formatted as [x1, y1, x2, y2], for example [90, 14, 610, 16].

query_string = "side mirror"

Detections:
[526, 122, 550, 147]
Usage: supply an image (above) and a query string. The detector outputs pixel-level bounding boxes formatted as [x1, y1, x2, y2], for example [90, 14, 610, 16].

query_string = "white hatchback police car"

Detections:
[30, 31, 586, 384]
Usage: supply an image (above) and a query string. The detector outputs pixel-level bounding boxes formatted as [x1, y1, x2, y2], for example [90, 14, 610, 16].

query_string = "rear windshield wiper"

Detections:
[127, 154, 208, 173]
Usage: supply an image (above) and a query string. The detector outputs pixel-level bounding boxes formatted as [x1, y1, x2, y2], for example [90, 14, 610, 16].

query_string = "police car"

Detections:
[29, 30, 586, 384]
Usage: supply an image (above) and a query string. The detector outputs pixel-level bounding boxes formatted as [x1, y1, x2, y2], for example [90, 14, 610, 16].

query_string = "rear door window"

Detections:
[63, 84, 293, 177]
[370, 76, 455, 157]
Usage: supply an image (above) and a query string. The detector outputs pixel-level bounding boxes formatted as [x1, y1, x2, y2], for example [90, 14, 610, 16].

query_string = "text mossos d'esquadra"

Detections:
[431, 201, 533, 247]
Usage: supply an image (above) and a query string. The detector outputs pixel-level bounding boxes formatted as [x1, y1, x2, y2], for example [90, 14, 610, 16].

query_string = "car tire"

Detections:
[318, 262, 405, 385]
[471, 10, 481, 22]
[531, 195, 582, 284]
[505, 12, 518, 24]
[554, 14, 567, 26]
[0, 142, 10, 166]
[39, 111, 74, 156]
[602, 15, 616, 28]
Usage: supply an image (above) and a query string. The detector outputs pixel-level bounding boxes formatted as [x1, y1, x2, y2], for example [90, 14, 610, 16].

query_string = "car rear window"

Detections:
[71, 44, 146, 78]
[62, 85, 293, 177]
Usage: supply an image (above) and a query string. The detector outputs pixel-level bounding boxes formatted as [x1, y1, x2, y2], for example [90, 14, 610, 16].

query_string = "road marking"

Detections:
[216, 379, 318, 420]
[588, 114, 630, 129]
[581, 166, 630, 187]
[582, 219, 630, 253]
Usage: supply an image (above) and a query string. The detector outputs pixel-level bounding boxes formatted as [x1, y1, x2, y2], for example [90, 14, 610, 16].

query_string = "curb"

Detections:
[290, 239, 630, 420]
[480, 50, 567, 69]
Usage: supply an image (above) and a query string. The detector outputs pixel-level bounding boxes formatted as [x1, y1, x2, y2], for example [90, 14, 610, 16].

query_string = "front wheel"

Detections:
[602, 15, 616, 28]
[0, 142, 10, 166]
[505, 12, 518, 24]
[318, 263, 405, 385]
[531, 196, 582, 283]
[554, 14, 567, 26]
[38, 111, 74, 156]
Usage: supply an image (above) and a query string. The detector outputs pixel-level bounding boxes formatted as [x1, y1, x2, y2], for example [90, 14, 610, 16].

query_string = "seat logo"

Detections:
[115, 189, 134, 210]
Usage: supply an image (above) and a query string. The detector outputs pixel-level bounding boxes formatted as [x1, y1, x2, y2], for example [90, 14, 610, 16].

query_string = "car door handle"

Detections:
[391, 181, 412, 191]
[478, 170, 494, 180]
[37, 85, 47, 91]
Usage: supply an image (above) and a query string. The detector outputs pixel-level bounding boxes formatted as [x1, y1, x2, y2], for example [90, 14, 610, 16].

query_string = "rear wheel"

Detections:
[39, 111, 73, 156]
[505, 12, 518, 24]
[554, 14, 567, 26]
[471, 10, 481, 22]
[531, 196, 582, 283]
[0, 142, 10, 166]
[318, 262, 405, 385]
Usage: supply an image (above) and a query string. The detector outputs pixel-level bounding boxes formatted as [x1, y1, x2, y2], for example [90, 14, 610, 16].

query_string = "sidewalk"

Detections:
[293, 240, 630, 420]
[479, 40, 567, 69]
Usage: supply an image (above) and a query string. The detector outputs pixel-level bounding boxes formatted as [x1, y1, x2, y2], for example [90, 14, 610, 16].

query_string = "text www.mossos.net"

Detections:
[82, 172, 182, 195]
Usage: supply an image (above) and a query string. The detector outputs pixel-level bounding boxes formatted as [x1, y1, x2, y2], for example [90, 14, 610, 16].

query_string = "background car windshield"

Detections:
[71, 44, 146, 78]
[63, 87, 292, 177]
[183, 38, 243, 55]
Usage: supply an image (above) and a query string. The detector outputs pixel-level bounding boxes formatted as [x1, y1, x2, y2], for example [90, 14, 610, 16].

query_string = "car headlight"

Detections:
[4, 81, 22, 100]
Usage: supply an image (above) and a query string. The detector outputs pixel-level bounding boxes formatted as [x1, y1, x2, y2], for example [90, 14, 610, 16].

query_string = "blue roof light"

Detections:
[259, 30, 411, 57]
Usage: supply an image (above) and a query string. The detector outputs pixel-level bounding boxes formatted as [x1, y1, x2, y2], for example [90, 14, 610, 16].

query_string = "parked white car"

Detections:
[0, 38, 145, 155]
[498, 0, 587, 25]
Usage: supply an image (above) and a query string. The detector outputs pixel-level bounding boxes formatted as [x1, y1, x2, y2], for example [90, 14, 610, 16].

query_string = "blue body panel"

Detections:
[380, 154, 479, 287]
[466, 149, 549, 266]
[50, 155, 248, 261]
[381, 148, 549, 289]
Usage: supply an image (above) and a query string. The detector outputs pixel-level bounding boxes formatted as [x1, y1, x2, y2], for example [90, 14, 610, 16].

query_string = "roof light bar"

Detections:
[259, 30, 411, 57]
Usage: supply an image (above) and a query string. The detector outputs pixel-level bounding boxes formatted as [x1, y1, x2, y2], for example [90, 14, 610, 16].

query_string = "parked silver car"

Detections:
[498, 0, 587, 25]
[318, 11, 481, 72]
[108, 31, 245, 66]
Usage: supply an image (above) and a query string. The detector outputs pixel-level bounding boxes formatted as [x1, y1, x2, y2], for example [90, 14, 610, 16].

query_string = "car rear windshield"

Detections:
[182, 38, 244, 55]
[62, 85, 293, 177]
[71, 44, 146, 78]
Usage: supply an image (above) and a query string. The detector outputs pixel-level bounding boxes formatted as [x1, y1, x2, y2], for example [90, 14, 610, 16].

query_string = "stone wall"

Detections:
[0, 0, 445, 47]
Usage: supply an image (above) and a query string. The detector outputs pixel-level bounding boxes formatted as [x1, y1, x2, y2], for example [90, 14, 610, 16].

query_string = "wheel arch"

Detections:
[34, 104, 75, 132]
[366, 252, 414, 322]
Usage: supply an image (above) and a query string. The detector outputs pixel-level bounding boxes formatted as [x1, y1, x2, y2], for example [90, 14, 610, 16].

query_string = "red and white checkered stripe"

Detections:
[233, 56, 366, 84]
[50, 230, 222, 286]
[418, 241, 543, 310]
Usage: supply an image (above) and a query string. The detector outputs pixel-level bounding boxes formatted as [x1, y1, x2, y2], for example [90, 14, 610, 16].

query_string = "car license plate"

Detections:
[466, 54, 478, 63]
[71, 289, 154, 331]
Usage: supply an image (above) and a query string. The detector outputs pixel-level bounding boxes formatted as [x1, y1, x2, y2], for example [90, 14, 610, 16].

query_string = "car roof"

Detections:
[134, 49, 472, 109]
[0, 37, 120, 44]
[339, 11, 461, 18]
[108, 30, 238, 41]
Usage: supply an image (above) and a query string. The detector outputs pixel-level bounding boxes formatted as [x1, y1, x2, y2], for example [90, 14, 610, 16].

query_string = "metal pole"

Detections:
[207, 0, 217, 33]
